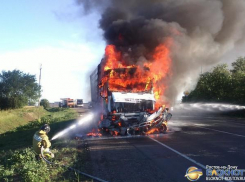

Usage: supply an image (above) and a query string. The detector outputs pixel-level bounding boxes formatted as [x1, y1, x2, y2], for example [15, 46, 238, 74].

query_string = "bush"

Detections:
[40, 99, 50, 109]
[0, 148, 60, 182]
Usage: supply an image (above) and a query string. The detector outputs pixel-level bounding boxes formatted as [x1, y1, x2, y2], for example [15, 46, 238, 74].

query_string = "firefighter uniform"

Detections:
[33, 126, 54, 159]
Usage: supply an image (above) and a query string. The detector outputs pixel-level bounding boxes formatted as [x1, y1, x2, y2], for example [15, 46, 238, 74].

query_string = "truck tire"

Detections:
[160, 124, 167, 133]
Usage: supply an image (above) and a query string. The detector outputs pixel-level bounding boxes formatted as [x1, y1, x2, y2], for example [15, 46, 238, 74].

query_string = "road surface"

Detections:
[83, 111, 245, 182]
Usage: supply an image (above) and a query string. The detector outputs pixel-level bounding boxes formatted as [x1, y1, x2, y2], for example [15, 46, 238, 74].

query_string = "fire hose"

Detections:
[40, 146, 109, 182]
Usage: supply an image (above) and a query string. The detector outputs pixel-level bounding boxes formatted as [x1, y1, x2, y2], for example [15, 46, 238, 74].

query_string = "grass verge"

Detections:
[0, 107, 47, 134]
[0, 107, 93, 182]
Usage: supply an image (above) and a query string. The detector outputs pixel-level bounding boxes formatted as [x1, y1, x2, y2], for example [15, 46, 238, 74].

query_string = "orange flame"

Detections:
[104, 45, 136, 71]
[114, 131, 120, 136]
[87, 132, 102, 137]
[146, 128, 159, 134]
[87, 128, 102, 137]
[102, 40, 172, 109]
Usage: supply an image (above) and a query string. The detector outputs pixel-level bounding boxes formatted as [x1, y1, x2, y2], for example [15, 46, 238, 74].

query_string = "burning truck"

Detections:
[90, 56, 172, 136]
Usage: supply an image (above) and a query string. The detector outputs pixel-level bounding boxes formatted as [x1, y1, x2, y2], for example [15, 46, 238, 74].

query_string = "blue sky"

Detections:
[0, 0, 106, 102]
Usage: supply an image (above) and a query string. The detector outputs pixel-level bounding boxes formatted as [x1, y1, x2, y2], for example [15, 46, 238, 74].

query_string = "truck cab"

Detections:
[60, 98, 75, 108]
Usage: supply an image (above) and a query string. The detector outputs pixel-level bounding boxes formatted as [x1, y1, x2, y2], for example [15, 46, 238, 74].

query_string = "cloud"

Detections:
[0, 42, 105, 102]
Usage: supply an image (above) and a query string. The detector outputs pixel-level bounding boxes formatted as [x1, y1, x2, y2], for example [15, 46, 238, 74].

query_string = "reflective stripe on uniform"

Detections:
[34, 134, 42, 141]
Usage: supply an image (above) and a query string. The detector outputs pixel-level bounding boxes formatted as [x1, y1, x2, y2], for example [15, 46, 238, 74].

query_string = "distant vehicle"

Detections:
[67, 99, 75, 108]
[60, 98, 75, 108]
[75, 99, 83, 107]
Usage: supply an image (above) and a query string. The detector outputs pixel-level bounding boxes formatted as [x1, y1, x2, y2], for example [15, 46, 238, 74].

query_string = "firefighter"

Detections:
[33, 124, 54, 160]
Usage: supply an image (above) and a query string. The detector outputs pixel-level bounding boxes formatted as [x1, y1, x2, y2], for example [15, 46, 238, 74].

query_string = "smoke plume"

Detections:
[77, 0, 245, 104]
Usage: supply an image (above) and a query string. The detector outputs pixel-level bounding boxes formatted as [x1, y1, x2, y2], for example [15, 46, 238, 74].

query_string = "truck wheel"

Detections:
[160, 124, 167, 133]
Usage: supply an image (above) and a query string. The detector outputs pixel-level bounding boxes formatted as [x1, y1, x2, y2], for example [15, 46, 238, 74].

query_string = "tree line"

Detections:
[0, 70, 41, 110]
[182, 57, 245, 105]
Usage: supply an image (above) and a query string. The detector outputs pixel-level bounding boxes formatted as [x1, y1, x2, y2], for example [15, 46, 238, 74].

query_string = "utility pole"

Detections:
[38, 64, 42, 107]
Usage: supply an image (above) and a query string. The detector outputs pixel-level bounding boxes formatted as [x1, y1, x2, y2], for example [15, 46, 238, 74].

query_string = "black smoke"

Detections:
[77, 0, 245, 104]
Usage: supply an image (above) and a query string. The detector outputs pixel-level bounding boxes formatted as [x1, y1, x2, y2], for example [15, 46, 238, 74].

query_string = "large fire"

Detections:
[101, 41, 172, 109]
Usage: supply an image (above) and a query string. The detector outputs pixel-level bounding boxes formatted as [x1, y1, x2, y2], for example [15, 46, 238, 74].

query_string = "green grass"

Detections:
[0, 107, 46, 134]
[0, 140, 92, 182]
[0, 107, 93, 182]
[0, 107, 78, 150]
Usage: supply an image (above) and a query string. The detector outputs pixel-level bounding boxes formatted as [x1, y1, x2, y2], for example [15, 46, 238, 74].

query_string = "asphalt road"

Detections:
[83, 111, 245, 182]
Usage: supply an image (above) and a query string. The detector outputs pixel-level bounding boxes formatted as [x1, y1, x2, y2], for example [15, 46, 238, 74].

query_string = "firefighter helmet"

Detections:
[40, 124, 50, 133]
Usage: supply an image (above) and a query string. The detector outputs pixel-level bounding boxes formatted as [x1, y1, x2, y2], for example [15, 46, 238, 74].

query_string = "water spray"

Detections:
[173, 103, 245, 113]
[51, 113, 94, 141]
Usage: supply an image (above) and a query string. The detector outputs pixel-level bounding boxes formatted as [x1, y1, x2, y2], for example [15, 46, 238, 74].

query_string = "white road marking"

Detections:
[148, 136, 233, 182]
[148, 136, 206, 169]
[193, 125, 245, 138]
